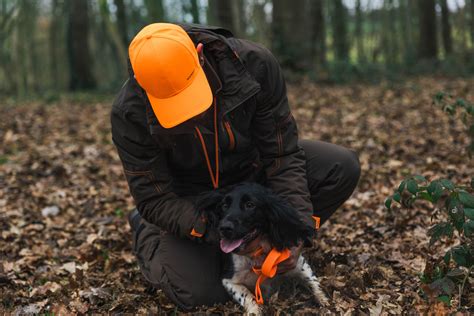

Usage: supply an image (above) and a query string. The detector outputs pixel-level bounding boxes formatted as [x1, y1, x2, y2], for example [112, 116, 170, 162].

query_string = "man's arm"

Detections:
[110, 80, 208, 240]
[248, 44, 316, 231]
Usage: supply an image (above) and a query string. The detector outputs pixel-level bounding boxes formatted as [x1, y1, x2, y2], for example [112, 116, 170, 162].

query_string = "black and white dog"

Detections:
[196, 183, 328, 315]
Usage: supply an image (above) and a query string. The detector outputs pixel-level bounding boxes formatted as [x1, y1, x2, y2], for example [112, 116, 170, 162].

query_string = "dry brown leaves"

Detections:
[1, 77, 473, 314]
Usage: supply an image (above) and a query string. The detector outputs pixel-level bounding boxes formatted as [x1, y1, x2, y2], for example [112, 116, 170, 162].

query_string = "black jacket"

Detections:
[111, 24, 315, 242]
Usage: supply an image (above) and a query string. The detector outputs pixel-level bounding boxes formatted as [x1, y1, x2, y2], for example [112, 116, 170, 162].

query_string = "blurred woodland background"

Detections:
[1, 0, 474, 97]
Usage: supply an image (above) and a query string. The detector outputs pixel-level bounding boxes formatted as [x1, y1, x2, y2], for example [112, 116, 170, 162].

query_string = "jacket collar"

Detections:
[178, 23, 261, 117]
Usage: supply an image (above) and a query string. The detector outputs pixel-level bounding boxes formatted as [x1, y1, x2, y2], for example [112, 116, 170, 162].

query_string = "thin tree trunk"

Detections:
[400, 0, 414, 63]
[310, 0, 326, 68]
[190, 0, 200, 24]
[232, 0, 246, 36]
[50, 0, 60, 90]
[471, 0, 474, 47]
[418, 0, 437, 60]
[215, 0, 234, 32]
[440, 0, 453, 55]
[333, 0, 349, 61]
[355, 0, 364, 63]
[67, 0, 96, 90]
[207, 0, 218, 25]
[144, 0, 165, 23]
[272, 0, 311, 71]
[114, 0, 128, 48]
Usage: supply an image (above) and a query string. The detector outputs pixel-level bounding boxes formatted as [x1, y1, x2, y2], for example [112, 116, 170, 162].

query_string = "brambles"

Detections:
[434, 92, 474, 155]
[385, 92, 474, 308]
[386, 176, 474, 306]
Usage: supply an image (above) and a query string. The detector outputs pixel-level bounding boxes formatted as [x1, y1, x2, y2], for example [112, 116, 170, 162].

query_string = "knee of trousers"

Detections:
[342, 149, 361, 189]
[138, 235, 230, 311]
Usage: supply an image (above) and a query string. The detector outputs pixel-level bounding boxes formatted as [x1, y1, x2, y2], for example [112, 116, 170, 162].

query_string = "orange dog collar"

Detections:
[252, 248, 291, 305]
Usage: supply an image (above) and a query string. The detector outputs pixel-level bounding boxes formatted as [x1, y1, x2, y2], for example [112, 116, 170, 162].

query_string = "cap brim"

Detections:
[146, 66, 213, 128]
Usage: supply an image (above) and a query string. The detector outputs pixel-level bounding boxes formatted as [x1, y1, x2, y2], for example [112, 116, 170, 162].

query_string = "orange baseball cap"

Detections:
[129, 23, 213, 128]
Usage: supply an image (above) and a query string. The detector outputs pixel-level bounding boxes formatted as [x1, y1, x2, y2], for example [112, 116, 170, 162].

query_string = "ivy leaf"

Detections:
[459, 191, 474, 208]
[440, 179, 455, 190]
[407, 179, 418, 195]
[428, 222, 454, 245]
[385, 197, 392, 210]
[464, 208, 474, 220]
[463, 221, 474, 237]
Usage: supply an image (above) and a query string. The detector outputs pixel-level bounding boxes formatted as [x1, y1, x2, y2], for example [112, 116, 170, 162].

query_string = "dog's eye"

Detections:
[244, 201, 255, 210]
[221, 203, 229, 211]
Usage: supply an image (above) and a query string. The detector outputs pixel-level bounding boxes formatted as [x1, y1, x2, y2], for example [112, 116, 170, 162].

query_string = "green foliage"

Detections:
[434, 92, 474, 156]
[385, 92, 474, 310]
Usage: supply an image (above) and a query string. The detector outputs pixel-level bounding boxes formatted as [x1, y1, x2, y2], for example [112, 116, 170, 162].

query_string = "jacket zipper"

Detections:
[223, 120, 236, 151]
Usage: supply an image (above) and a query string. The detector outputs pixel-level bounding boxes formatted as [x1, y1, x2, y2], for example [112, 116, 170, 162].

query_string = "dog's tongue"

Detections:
[220, 238, 244, 253]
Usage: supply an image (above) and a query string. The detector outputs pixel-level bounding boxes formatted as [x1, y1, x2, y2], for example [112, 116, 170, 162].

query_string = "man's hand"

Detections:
[276, 243, 303, 274]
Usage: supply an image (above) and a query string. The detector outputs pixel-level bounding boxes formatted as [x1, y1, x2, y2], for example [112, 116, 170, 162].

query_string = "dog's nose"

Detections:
[219, 220, 234, 236]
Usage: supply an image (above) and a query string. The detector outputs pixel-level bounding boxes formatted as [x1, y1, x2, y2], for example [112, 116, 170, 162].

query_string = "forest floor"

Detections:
[1, 77, 473, 314]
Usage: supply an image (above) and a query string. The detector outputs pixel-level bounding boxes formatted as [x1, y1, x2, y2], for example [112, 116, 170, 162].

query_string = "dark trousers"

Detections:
[132, 140, 361, 310]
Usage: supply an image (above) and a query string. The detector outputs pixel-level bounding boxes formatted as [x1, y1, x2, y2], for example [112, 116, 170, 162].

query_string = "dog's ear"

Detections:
[194, 190, 225, 228]
[262, 192, 313, 250]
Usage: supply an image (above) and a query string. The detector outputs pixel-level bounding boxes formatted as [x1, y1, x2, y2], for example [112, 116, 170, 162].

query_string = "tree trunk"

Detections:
[207, 0, 218, 26]
[418, 0, 437, 60]
[355, 0, 364, 63]
[440, 0, 453, 55]
[114, 0, 128, 48]
[310, 0, 326, 68]
[190, 0, 200, 24]
[232, 0, 246, 36]
[49, 0, 60, 90]
[272, 0, 311, 72]
[215, 0, 234, 32]
[144, 0, 165, 23]
[67, 0, 96, 90]
[400, 0, 415, 63]
[471, 0, 474, 47]
[333, 0, 349, 61]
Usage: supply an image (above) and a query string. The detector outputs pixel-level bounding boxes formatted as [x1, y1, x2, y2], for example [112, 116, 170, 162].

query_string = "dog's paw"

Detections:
[316, 293, 330, 307]
[245, 303, 263, 316]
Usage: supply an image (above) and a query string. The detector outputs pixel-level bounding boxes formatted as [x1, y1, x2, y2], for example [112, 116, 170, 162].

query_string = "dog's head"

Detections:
[195, 183, 313, 253]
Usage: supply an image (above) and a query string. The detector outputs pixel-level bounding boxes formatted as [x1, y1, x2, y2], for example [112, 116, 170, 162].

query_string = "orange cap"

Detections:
[129, 23, 212, 128]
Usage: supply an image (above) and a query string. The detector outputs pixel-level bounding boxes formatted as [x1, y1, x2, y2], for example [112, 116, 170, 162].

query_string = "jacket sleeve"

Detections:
[251, 47, 316, 231]
[110, 80, 207, 240]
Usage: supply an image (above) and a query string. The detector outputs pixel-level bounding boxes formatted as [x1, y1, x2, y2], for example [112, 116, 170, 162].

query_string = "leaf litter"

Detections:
[1, 77, 473, 314]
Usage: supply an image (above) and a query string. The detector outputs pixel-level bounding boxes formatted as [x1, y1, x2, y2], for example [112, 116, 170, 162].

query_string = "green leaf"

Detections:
[463, 221, 474, 237]
[393, 192, 401, 203]
[414, 175, 427, 182]
[459, 191, 474, 208]
[451, 246, 470, 267]
[407, 179, 418, 195]
[427, 180, 443, 202]
[440, 179, 455, 190]
[444, 251, 451, 265]
[385, 197, 392, 210]
[464, 208, 474, 220]
[428, 222, 454, 245]
[446, 268, 465, 279]
[417, 192, 433, 203]
[397, 180, 406, 193]
[437, 295, 451, 305]
[431, 277, 456, 296]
